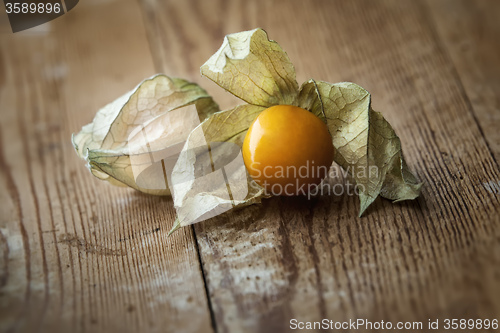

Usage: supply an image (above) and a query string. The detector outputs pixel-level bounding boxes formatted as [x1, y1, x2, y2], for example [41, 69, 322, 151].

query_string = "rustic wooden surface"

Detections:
[1, 0, 499, 332]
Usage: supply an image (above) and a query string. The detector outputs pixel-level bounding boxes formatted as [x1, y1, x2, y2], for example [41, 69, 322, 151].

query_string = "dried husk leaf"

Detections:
[72, 74, 218, 195]
[201, 28, 299, 107]
[299, 80, 422, 215]
[170, 104, 268, 229]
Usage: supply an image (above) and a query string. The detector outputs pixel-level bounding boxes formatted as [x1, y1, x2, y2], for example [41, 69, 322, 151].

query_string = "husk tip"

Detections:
[168, 219, 182, 237]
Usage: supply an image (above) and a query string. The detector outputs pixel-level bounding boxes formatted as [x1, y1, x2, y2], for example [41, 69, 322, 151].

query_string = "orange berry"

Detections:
[242, 105, 335, 196]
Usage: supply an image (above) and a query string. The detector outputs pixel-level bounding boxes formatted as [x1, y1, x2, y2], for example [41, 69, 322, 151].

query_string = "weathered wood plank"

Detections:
[0, 1, 212, 332]
[426, 0, 500, 161]
[139, 0, 500, 332]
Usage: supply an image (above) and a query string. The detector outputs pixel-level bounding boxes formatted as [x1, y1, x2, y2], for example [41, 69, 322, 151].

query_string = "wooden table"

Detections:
[1, 0, 499, 332]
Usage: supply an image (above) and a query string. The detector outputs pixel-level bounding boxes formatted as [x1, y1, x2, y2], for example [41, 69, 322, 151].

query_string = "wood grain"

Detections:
[0, 1, 212, 332]
[1, 0, 499, 332]
[426, 0, 500, 161]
